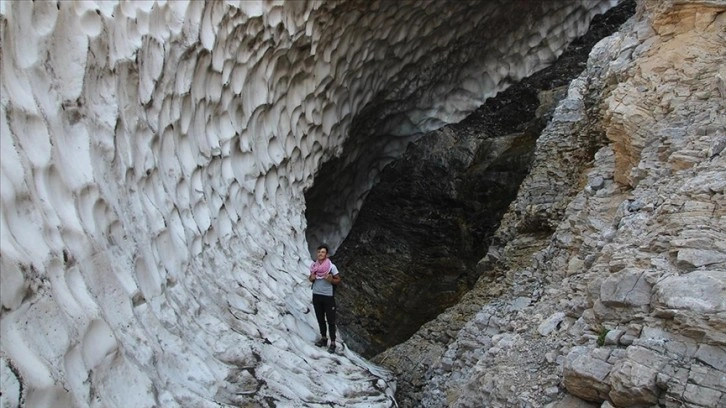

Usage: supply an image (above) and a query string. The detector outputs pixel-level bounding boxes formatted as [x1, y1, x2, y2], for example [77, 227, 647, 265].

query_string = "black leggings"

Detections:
[312, 294, 336, 341]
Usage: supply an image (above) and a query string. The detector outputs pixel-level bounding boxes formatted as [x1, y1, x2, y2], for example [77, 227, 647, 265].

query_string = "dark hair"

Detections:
[317, 244, 329, 253]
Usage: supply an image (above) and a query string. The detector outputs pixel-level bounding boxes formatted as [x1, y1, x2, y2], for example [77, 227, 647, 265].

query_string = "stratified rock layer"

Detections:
[334, 0, 636, 359]
[374, 1, 725, 407]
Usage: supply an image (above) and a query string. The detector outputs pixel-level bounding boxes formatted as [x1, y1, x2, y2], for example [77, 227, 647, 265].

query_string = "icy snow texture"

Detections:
[0, 1, 615, 406]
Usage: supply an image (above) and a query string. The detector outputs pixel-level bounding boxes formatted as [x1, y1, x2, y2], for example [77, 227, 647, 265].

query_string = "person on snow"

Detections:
[308, 244, 341, 353]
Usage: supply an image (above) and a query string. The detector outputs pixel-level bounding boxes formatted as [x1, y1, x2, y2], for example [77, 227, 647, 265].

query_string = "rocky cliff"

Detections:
[333, 1, 637, 359]
[373, 1, 726, 406]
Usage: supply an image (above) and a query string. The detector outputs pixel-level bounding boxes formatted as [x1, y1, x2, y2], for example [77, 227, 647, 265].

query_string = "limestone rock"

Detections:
[549, 395, 599, 408]
[652, 270, 726, 313]
[539, 312, 567, 336]
[337, 1, 633, 361]
[384, 0, 726, 407]
[608, 346, 667, 406]
[598, 268, 652, 308]
[563, 347, 613, 402]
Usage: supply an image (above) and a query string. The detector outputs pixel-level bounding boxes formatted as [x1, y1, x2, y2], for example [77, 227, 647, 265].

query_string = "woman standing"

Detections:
[308, 244, 341, 352]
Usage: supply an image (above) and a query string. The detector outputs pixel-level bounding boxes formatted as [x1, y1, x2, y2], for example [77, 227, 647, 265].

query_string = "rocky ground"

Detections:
[364, 0, 725, 407]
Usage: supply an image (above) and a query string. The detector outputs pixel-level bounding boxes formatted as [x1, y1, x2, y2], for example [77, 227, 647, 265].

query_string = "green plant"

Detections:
[597, 328, 610, 347]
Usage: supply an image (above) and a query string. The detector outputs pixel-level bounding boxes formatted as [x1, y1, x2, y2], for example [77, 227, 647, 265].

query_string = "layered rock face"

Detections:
[334, 1, 637, 359]
[374, 0, 726, 407]
[0, 1, 619, 407]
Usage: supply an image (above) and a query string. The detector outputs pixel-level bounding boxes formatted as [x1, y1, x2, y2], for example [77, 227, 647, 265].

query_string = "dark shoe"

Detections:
[327, 343, 336, 353]
[314, 338, 327, 347]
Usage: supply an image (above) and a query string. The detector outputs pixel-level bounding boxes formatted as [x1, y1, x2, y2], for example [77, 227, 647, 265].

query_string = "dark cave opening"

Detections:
[305, 1, 636, 359]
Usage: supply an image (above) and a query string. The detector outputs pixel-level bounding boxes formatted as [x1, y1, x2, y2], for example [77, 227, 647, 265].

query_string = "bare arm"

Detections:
[326, 273, 341, 285]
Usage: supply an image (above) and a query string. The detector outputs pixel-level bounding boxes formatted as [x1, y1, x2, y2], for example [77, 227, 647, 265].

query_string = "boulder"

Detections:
[652, 270, 726, 313]
[563, 347, 613, 402]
